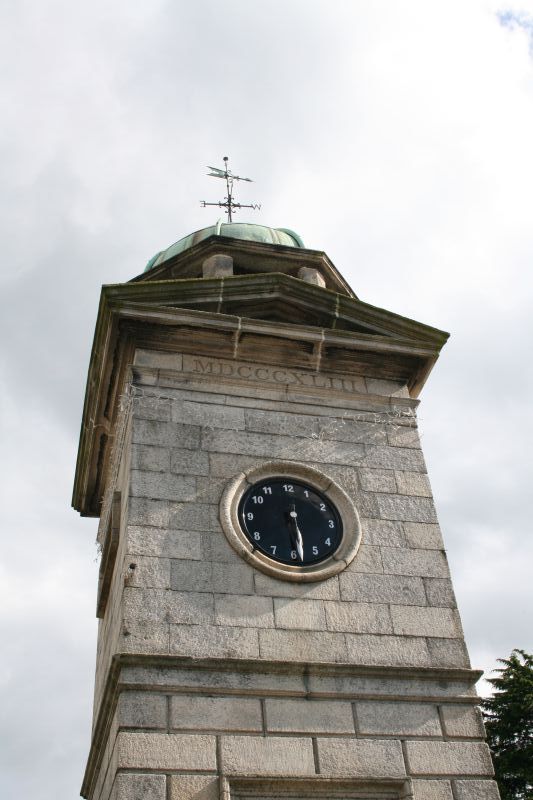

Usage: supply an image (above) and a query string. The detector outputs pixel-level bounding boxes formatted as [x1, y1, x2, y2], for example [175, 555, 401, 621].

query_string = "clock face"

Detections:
[238, 477, 343, 566]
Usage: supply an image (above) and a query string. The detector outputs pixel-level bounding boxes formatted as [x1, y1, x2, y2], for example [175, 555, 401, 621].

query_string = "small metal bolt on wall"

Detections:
[201, 156, 261, 222]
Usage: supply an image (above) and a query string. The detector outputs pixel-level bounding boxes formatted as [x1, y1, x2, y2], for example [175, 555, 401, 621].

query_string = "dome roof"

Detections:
[144, 222, 304, 272]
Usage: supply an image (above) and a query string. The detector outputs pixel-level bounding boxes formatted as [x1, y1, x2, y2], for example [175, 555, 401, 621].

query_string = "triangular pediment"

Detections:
[106, 271, 447, 347]
[130, 235, 357, 298]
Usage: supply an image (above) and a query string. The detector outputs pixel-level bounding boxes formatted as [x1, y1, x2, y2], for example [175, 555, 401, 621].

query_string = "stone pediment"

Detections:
[131, 235, 357, 298]
[106, 271, 447, 344]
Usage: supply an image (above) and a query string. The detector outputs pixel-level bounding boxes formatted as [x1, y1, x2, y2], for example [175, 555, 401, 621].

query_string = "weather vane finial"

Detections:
[201, 156, 261, 223]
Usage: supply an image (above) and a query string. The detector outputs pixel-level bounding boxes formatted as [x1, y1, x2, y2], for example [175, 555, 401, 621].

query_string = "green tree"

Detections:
[482, 650, 533, 800]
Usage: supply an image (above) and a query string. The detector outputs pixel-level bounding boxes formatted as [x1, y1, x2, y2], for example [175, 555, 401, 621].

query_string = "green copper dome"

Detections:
[144, 222, 304, 272]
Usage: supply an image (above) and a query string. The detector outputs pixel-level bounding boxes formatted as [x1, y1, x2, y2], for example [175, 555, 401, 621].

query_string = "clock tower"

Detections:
[74, 222, 499, 800]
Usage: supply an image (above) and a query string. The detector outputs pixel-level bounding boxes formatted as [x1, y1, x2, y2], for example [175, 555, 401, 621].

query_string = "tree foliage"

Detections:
[482, 650, 533, 800]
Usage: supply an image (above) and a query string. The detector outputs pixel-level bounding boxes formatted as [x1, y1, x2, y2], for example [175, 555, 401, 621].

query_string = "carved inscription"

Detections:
[182, 355, 366, 394]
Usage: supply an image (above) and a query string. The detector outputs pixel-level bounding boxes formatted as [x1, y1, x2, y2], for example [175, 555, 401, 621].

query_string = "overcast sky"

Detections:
[1, 2, 533, 798]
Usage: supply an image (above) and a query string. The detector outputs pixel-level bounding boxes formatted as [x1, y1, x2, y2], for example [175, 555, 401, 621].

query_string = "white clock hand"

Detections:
[289, 508, 304, 561]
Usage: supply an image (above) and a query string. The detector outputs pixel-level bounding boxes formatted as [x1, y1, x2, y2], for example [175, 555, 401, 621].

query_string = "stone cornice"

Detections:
[72, 272, 448, 516]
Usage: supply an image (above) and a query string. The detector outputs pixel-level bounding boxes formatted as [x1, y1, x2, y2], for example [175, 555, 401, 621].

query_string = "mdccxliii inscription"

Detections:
[182, 355, 367, 395]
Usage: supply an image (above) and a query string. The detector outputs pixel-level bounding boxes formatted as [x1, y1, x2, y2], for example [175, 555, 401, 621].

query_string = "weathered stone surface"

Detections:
[387, 426, 422, 448]
[195, 476, 230, 502]
[358, 468, 397, 493]
[363, 445, 426, 471]
[202, 531, 243, 564]
[390, 606, 463, 638]
[298, 265, 326, 286]
[317, 737, 406, 777]
[169, 502, 219, 531]
[170, 447, 210, 475]
[424, 579, 457, 608]
[118, 691, 167, 728]
[317, 418, 387, 445]
[356, 701, 441, 736]
[427, 637, 471, 668]
[375, 494, 438, 524]
[395, 471, 432, 497]
[170, 623, 260, 659]
[134, 349, 183, 371]
[170, 559, 213, 592]
[406, 741, 493, 775]
[123, 588, 214, 625]
[115, 773, 166, 800]
[361, 518, 405, 547]
[127, 526, 203, 560]
[133, 395, 172, 421]
[209, 452, 264, 477]
[170, 695, 262, 732]
[132, 444, 170, 472]
[254, 572, 340, 600]
[259, 629, 347, 662]
[128, 498, 169, 528]
[345, 633, 430, 667]
[172, 400, 245, 429]
[441, 705, 485, 738]
[340, 573, 427, 605]
[273, 598, 326, 630]
[348, 544, 383, 574]
[453, 780, 501, 799]
[116, 731, 216, 770]
[220, 735, 315, 776]
[265, 698, 354, 734]
[202, 253, 233, 278]
[366, 378, 410, 398]
[201, 429, 366, 466]
[169, 775, 219, 800]
[404, 522, 444, 549]
[170, 560, 254, 595]
[130, 470, 196, 502]
[126, 556, 170, 588]
[120, 621, 169, 654]
[411, 780, 453, 800]
[244, 408, 320, 438]
[215, 594, 275, 628]
[381, 547, 449, 578]
[324, 601, 392, 634]
[132, 419, 200, 449]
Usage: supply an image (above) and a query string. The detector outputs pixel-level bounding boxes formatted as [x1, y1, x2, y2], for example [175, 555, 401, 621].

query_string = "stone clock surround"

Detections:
[82, 348, 498, 800]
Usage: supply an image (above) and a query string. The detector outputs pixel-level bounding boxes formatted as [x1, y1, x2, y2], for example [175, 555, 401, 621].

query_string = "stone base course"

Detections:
[82, 658, 498, 800]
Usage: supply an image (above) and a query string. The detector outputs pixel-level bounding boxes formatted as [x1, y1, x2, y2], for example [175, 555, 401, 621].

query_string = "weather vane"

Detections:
[201, 156, 261, 223]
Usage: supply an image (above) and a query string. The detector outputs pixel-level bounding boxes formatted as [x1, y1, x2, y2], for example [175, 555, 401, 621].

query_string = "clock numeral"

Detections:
[328, 519, 335, 528]
[262, 486, 272, 494]
[252, 495, 264, 504]
[283, 484, 294, 492]
[290, 550, 297, 560]
[320, 502, 326, 511]
[304, 489, 309, 497]
[253, 531, 261, 541]
[325, 538, 331, 546]
[312, 546, 319, 555]
[246, 512, 254, 520]
[270, 545, 277, 554]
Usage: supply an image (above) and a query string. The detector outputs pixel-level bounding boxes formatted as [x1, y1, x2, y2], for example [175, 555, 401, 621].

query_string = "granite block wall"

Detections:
[86, 351, 496, 800]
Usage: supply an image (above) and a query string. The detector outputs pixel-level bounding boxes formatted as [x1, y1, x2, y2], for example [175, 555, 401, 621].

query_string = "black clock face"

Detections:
[238, 478, 343, 566]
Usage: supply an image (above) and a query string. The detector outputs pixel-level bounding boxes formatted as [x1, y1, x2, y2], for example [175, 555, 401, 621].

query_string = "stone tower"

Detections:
[73, 223, 499, 800]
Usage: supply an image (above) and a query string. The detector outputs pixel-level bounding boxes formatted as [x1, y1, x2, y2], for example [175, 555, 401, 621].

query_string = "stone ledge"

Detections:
[82, 654, 482, 798]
